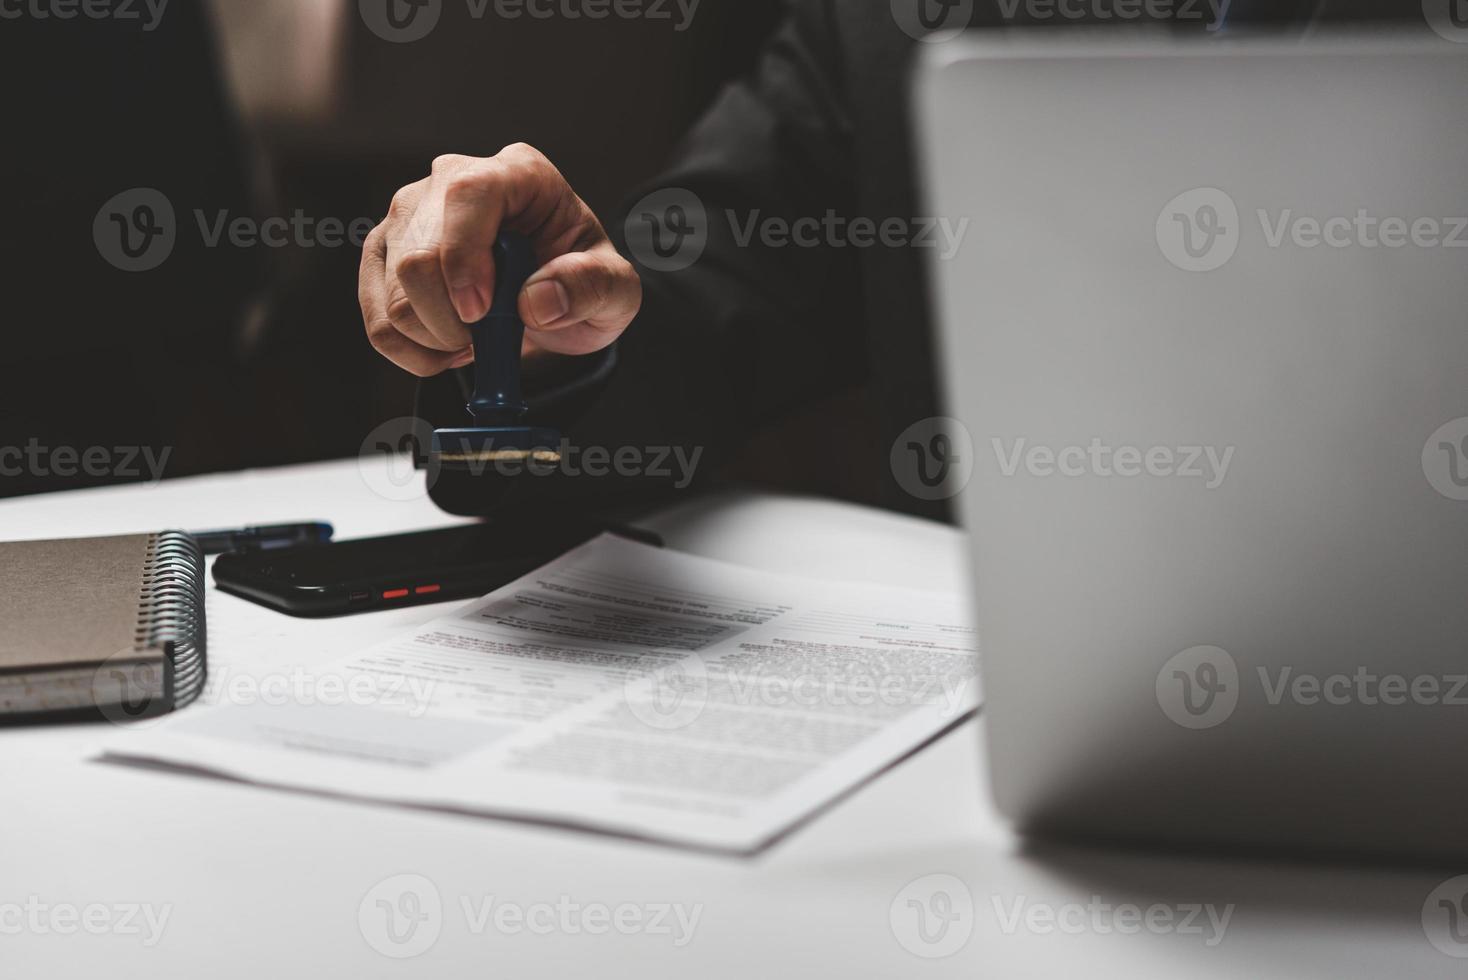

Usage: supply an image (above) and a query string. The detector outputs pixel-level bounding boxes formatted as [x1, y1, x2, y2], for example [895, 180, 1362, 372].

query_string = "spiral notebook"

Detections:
[0, 532, 206, 725]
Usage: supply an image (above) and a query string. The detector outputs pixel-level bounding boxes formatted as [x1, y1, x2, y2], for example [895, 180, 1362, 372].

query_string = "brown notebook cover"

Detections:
[0, 532, 206, 724]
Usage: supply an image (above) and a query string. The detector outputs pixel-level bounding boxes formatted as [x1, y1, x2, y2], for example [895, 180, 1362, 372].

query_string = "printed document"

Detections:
[105, 535, 978, 852]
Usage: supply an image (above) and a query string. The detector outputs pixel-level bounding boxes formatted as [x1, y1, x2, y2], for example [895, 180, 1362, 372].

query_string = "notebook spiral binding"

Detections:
[137, 531, 207, 710]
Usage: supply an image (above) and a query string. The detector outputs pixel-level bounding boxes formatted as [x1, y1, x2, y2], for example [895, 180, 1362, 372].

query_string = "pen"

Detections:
[189, 522, 335, 555]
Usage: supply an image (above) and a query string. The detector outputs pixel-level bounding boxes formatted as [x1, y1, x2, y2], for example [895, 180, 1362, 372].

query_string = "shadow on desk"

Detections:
[1016, 835, 1453, 929]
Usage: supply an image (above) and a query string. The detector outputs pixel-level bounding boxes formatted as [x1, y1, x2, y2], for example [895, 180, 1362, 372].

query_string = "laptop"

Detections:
[916, 28, 1468, 861]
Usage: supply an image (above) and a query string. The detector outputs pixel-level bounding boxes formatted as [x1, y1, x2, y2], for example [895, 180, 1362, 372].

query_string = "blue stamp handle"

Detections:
[466, 231, 538, 428]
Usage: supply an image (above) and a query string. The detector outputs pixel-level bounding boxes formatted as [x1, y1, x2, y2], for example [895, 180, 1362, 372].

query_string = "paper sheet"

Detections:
[104, 535, 979, 853]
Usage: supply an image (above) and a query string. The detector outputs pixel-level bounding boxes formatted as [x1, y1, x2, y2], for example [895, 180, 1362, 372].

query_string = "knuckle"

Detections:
[609, 251, 638, 285]
[386, 294, 418, 329]
[432, 153, 472, 176]
[365, 314, 396, 348]
[442, 172, 490, 209]
[442, 164, 511, 214]
[361, 223, 385, 254]
[503, 143, 559, 183]
[388, 188, 416, 221]
[580, 261, 615, 310]
[499, 142, 545, 165]
[393, 246, 440, 285]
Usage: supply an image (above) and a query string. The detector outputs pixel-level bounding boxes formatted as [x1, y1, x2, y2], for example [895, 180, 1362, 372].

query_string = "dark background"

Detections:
[1, 0, 784, 498]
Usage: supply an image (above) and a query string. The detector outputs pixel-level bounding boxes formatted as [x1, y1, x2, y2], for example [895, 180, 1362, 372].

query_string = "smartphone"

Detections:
[211, 521, 660, 618]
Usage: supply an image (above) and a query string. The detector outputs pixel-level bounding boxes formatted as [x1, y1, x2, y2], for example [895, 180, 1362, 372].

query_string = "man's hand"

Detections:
[359, 143, 642, 376]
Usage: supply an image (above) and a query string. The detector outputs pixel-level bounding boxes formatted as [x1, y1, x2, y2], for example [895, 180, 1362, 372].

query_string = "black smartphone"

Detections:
[211, 521, 660, 618]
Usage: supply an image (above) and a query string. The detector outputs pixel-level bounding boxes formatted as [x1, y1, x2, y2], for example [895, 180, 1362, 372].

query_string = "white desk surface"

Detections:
[0, 461, 1457, 978]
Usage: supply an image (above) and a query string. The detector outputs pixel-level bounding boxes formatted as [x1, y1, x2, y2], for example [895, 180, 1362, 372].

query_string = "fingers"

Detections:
[360, 223, 462, 377]
[360, 143, 644, 375]
[438, 144, 577, 323]
[518, 244, 642, 356]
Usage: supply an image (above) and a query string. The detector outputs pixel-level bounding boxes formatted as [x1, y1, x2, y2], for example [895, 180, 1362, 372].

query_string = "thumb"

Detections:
[519, 243, 642, 343]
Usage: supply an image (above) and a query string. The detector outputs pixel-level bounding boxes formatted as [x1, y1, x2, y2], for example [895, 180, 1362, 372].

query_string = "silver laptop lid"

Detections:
[917, 29, 1468, 859]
